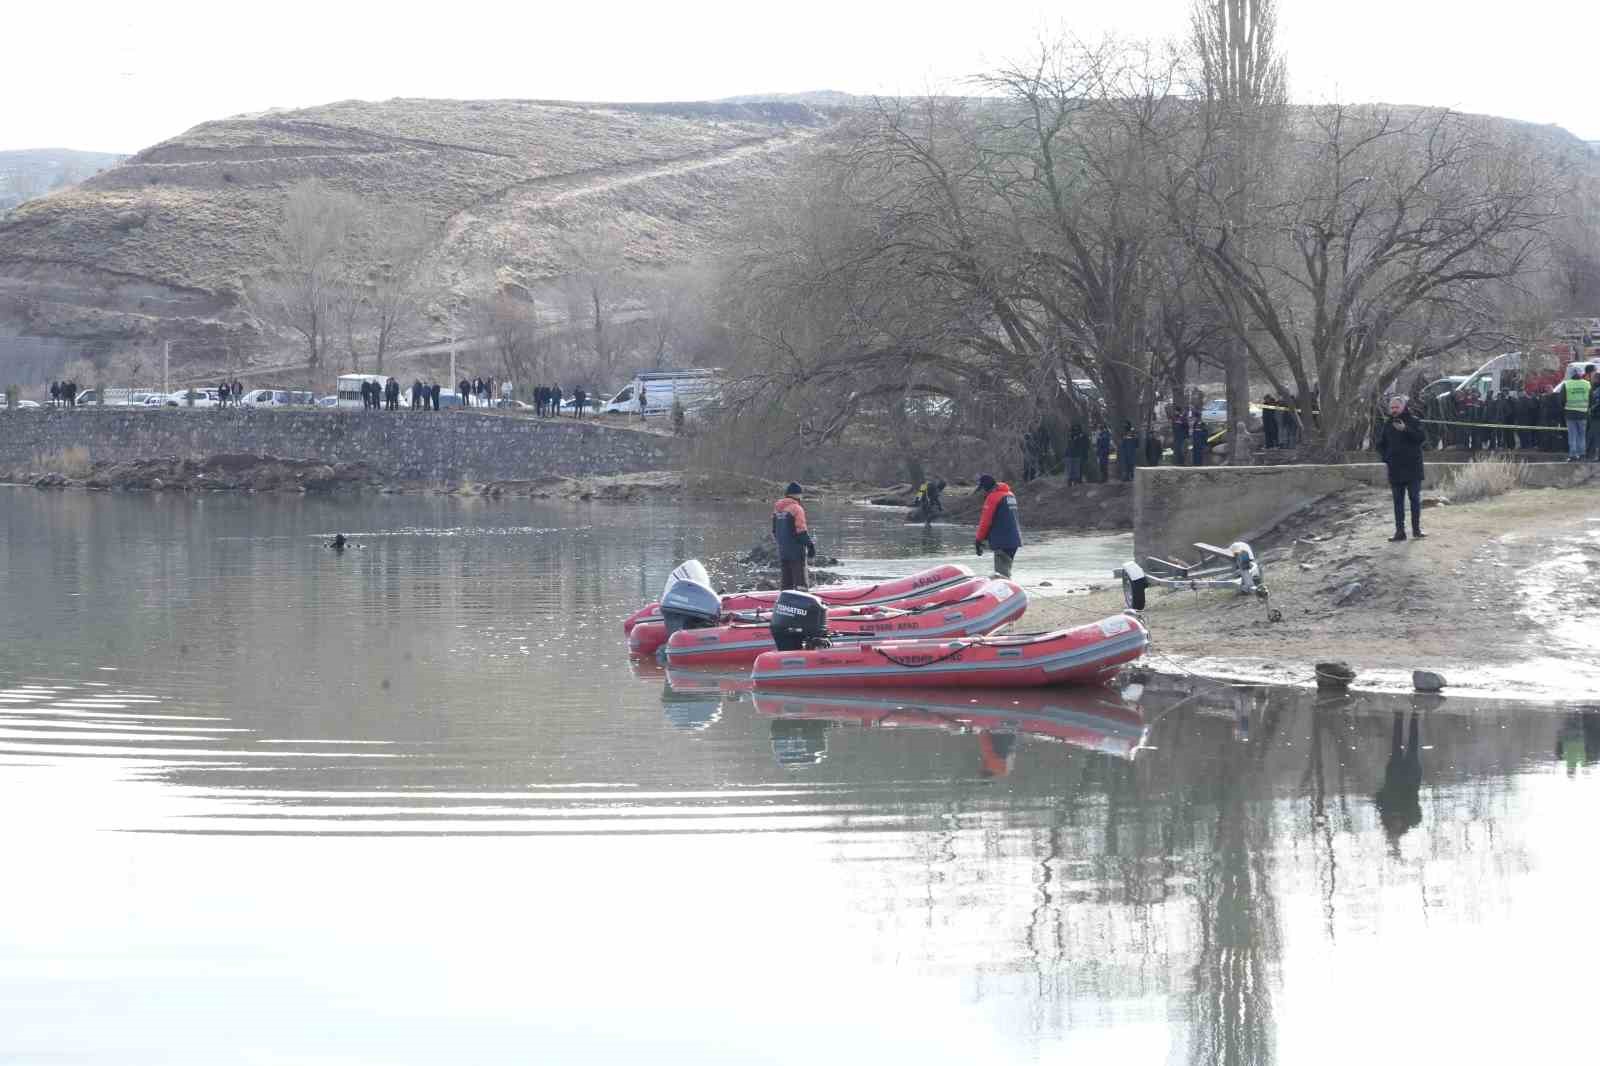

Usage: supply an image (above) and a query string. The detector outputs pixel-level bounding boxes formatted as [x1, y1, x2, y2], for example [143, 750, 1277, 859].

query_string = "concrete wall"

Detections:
[0, 408, 681, 482]
[1135, 462, 1599, 562]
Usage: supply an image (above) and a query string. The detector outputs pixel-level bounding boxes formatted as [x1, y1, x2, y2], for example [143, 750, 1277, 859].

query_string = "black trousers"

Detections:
[1391, 479, 1422, 532]
[780, 558, 808, 590]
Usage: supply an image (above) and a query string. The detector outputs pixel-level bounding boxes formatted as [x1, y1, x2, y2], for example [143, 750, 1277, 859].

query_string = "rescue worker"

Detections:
[1261, 394, 1280, 449]
[973, 473, 1022, 578]
[1377, 395, 1426, 542]
[1094, 425, 1112, 483]
[912, 478, 945, 525]
[1117, 421, 1138, 482]
[1553, 369, 1593, 461]
[1065, 425, 1089, 485]
[771, 481, 816, 590]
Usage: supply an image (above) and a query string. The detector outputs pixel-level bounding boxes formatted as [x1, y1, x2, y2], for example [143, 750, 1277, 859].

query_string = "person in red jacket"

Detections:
[974, 474, 1023, 577]
[772, 482, 817, 589]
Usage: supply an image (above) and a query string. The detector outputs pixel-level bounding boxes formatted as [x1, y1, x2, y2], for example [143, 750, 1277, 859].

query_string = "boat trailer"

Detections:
[1114, 540, 1279, 620]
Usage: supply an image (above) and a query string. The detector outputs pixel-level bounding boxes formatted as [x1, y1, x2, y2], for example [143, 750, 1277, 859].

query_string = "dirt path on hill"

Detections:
[1024, 483, 1600, 701]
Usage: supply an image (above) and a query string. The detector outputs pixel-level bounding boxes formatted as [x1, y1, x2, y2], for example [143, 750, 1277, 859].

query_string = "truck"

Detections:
[600, 368, 722, 418]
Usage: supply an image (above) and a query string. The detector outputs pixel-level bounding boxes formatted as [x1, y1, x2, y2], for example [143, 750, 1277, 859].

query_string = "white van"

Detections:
[240, 388, 293, 408]
[601, 368, 722, 417]
[336, 374, 392, 409]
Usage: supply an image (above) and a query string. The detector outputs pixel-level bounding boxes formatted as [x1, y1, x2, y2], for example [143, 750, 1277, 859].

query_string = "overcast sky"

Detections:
[3, 0, 1594, 153]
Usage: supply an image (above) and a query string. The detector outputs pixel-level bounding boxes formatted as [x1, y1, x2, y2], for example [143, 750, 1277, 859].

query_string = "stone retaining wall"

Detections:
[0, 408, 681, 482]
[1136, 461, 1599, 562]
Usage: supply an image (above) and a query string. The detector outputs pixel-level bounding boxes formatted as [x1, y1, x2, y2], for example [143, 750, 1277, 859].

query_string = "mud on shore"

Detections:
[1025, 483, 1600, 702]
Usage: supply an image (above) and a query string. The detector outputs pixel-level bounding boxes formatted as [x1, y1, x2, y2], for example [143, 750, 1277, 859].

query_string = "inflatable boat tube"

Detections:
[629, 576, 990, 657]
[662, 579, 1027, 667]
[621, 563, 974, 634]
[747, 613, 1148, 689]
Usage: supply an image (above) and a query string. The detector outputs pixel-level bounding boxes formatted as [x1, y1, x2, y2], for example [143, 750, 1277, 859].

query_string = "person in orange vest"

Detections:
[772, 482, 816, 590]
[974, 473, 1022, 577]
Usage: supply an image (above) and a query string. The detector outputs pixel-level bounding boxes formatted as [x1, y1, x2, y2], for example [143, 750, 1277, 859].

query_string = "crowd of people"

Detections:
[214, 379, 247, 406]
[47, 380, 81, 406]
[1416, 370, 1600, 461]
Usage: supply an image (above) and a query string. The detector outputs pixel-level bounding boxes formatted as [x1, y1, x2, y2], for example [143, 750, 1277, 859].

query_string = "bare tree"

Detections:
[1189, 0, 1288, 459]
[250, 179, 360, 371]
[1184, 105, 1559, 450]
[367, 207, 433, 372]
[560, 223, 630, 378]
[474, 291, 543, 388]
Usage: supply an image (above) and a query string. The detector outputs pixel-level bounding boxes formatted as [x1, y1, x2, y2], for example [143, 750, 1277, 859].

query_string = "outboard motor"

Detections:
[660, 560, 721, 636]
[769, 590, 827, 651]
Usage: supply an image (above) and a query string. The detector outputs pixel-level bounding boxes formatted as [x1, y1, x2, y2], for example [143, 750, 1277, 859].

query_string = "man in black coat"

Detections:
[1376, 396, 1426, 542]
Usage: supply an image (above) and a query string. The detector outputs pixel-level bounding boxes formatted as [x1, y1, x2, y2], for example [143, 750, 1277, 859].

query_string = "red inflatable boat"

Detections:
[629, 575, 991, 657]
[621, 563, 973, 635]
[747, 613, 1148, 689]
[661, 579, 1028, 667]
[750, 687, 1147, 762]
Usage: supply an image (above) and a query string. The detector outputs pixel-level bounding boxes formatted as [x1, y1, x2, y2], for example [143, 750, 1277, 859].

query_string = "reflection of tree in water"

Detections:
[1178, 689, 1283, 1066]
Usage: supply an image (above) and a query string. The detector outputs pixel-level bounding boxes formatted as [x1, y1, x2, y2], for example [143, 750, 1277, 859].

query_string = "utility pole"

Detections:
[163, 340, 170, 395]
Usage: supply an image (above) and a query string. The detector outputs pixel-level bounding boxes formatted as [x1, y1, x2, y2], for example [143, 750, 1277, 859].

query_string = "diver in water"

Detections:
[329, 533, 348, 552]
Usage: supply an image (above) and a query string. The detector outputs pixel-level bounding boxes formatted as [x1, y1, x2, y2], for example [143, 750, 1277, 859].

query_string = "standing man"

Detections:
[1377, 395, 1426, 541]
[1065, 424, 1089, 486]
[1117, 421, 1138, 482]
[638, 382, 649, 421]
[772, 482, 816, 590]
[552, 384, 564, 416]
[974, 474, 1022, 578]
[1170, 404, 1189, 465]
[1191, 416, 1210, 467]
[1554, 369, 1593, 462]
[1094, 424, 1112, 484]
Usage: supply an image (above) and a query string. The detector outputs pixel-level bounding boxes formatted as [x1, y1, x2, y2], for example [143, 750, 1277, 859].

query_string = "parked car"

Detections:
[240, 389, 293, 407]
[166, 388, 219, 408]
[8, 399, 41, 409]
[316, 395, 338, 408]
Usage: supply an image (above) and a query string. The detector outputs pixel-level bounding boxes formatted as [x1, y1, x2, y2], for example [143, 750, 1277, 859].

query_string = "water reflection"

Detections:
[4, 489, 1598, 1064]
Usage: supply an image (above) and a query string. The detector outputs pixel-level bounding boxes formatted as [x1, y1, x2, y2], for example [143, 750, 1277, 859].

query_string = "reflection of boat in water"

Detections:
[627, 658, 742, 731]
[750, 686, 1148, 763]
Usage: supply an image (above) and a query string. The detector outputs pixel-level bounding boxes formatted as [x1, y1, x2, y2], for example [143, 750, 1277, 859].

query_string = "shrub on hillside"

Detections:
[1442, 456, 1525, 503]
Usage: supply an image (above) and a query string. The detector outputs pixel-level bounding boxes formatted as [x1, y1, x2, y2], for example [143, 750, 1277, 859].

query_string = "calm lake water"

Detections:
[2, 488, 1596, 1064]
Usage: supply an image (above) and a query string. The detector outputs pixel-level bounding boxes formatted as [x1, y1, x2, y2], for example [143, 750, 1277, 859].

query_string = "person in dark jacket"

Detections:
[1190, 417, 1209, 467]
[1261, 394, 1279, 449]
[1117, 422, 1138, 482]
[1377, 395, 1426, 541]
[1094, 426, 1112, 483]
[974, 473, 1022, 577]
[1170, 406, 1189, 465]
[772, 482, 817, 589]
[1065, 425, 1089, 485]
[1144, 424, 1162, 466]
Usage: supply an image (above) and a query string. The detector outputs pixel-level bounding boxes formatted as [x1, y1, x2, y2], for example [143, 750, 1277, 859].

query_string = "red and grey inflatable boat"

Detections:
[750, 687, 1147, 761]
[747, 613, 1148, 689]
[661, 578, 1028, 667]
[629, 575, 991, 657]
[621, 563, 973, 635]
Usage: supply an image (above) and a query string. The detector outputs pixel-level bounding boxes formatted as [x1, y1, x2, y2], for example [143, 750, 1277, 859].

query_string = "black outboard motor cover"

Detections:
[660, 560, 721, 635]
[769, 590, 827, 651]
